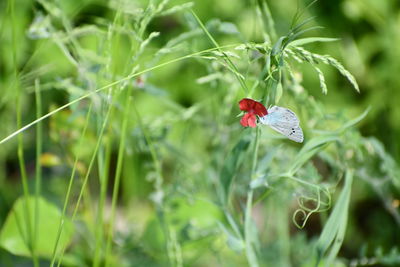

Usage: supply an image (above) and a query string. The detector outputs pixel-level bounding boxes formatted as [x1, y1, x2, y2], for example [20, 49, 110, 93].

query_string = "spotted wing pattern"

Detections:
[259, 106, 304, 143]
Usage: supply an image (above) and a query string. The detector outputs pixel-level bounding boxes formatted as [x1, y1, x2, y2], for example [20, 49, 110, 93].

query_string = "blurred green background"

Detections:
[0, 0, 399, 266]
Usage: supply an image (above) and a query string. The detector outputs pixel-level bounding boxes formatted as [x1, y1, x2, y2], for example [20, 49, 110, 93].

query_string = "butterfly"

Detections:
[239, 98, 304, 143]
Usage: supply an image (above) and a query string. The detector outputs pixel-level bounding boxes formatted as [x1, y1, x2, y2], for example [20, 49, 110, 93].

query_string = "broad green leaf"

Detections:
[289, 37, 339, 47]
[0, 196, 74, 258]
[315, 170, 353, 266]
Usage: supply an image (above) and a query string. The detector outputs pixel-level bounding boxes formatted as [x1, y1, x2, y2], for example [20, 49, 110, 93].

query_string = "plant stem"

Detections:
[104, 91, 131, 266]
[244, 127, 261, 267]
[33, 79, 42, 264]
[93, 122, 113, 267]
[50, 103, 93, 267]
[56, 98, 112, 266]
[9, 0, 38, 264]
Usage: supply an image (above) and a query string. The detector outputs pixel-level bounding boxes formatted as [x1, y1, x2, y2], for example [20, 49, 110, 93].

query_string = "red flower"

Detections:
[238, 98, 268, 128]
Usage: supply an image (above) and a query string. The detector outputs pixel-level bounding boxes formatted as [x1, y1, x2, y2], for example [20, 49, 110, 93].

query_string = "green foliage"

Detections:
[316, 170, 353, 266]
[0, 196, 73, 259]
[0, 0, 399, 266]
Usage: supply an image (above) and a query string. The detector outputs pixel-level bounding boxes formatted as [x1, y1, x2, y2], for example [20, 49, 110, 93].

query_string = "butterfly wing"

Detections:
[267, 123, 304, 143]
[259, 106, 304, 143]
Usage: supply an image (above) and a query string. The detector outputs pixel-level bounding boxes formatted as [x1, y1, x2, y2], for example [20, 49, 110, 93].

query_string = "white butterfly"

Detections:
[259, 106, 304, 143]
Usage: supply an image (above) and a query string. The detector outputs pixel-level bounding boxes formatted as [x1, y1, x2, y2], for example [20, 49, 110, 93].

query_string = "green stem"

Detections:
[190, 9, 249, 93]
[256, 0, 277, 42]
[104, 91, 131, 266]
[9, 0, 38, 264]
[244, 127, 261, 267]
[245, 190, 258, 267]
[93, 123, 112, 267]
[50, 103, 93, 267]
[17, 91, 37, 267]
[94, 6, 126, 264]
[33, 79, 42, 262]
[251, 128, 261, 175]
[56, 98, 112, 266]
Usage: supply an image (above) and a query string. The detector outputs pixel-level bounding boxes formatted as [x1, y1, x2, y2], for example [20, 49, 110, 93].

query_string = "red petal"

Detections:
[240, 113, 250, 127]
[239, 98, 254, 111]
[238, 98, 267, 116]
[240, 113, 257, 128]
[252, 101, 268, 116]
[247, 114, 257, 127]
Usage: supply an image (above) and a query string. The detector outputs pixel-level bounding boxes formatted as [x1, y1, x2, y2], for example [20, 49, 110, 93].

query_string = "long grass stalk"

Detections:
[49, 103, 93, 267]
[0, 44, 239, 146]
[16, 40, 39, 267]
[33, 79, 42, 262]
[56, 97, 113, 266]
[94, 7, 124, 265]
[104, 91, 131, 266]
[9, 0, 38, 265]
[93, 124, 113, 267]
[256, 0, 277, 42]
[190, 9, 249, 93]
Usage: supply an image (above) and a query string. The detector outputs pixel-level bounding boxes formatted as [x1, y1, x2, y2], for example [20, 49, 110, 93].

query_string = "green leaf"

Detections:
[220, 136, 251, 204]
[289, 135, 340, 175]
[190, 9, 248, 92]
[158, 2, 194, 16]
[289, 37, 339, 47]
[250, 175, 268, 189]
[219, 22, 239, 34]
[315, 170, 353, 266]
[218, 223, 244, 252]
[0, 196, 74, 258]
[290, 16, 316, 35]
[285, 26, 324, 47]
[271, 36, 286, 56]
[167, 197, 223, 230]
[336, 107, 370, 133]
